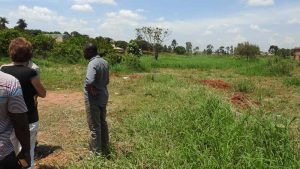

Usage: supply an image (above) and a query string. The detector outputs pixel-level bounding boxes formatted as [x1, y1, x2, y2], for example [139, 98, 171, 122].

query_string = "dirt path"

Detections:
[36, 91, 86, 168]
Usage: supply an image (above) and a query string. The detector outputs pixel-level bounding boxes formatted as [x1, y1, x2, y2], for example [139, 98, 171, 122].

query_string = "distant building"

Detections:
[294, 47, 300, 61]
[45, 34, 63, 43]
[112, 44, 125, 53]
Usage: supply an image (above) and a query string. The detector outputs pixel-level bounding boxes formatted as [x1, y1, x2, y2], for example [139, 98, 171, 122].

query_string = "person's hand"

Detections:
[17, 150, 31, 169]
[88, 85, 99, 98]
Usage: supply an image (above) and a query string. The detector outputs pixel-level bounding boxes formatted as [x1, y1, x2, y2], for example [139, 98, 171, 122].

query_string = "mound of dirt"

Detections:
[230, 92, 260, 108]
[200, 80, 232, 89]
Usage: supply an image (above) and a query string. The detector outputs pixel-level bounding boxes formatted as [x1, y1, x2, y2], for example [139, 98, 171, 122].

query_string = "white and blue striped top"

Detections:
[0, 71, 27, 160]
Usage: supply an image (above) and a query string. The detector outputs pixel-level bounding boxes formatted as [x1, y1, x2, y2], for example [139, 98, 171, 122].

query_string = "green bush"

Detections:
[266, 57, 293, 76]
[49, 42, 83, 64]
[104, 53, 123, 65]
[234, 42, 260, 60]
[31, 34, 55, 57]
[128, 41, 142, 57]
[124, 54, 144, 71]
[174, 46, 186, 55]
[0, 29, 27, 56]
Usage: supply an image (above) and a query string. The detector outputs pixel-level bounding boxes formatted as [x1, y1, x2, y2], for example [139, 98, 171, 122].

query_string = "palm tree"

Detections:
[0, 17, 9, 29]
[15, 18, 27, 30]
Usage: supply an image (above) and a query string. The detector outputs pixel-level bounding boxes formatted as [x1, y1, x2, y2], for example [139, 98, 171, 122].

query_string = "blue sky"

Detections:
[0, 0, 299, 51]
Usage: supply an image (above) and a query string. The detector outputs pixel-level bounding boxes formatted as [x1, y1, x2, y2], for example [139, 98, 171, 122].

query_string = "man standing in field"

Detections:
[83, 43, 110, 156]
[0, 71, 31, 168]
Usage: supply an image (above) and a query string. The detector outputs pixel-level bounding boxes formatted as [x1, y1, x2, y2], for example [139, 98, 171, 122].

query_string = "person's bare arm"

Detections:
[9, 113, 31, 168]
[31, 76, 46, 98]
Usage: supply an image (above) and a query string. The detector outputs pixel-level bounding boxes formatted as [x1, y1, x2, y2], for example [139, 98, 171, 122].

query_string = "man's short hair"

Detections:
[85, 43, 98, 56]
[9, 37, 33, 62]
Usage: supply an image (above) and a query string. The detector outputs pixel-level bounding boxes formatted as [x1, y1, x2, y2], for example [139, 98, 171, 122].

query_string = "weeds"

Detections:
[71, 74, 299, 168]
[284, 77, 300, 87]
[234, 79, 255, 93]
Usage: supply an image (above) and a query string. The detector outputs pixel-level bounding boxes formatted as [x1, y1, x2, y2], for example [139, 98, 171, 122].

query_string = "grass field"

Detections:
[0, 54, 299, 168]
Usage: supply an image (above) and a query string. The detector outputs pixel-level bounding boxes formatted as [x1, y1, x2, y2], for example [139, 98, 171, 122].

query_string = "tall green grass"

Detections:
[141, 55, 295, 77]
[72, 74, 299, 168]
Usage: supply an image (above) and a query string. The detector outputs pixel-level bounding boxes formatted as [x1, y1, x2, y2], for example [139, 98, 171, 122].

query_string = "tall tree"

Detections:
[217, 46, 225, 55]
[268, 45, 279, 55]
[226, 46, 230, 55]
[0, 17, 9, 29]
[15, 18, 27, 30]
[234, 42, 260, 60]
[186, 42, 192, 54]
[136, 27, 169, 60]
[171, 39, 178, 51]
[206, 44, 214, 55]
[193, 46, 200, 54]
[230, 45, 234, 55]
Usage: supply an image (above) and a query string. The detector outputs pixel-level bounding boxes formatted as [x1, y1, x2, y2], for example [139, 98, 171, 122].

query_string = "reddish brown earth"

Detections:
[230, 92, 260, 108]
[200, 79, 232, 89]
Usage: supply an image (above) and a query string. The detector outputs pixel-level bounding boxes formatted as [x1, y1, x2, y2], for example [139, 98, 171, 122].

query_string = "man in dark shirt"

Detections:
[83, 43, 110, 156]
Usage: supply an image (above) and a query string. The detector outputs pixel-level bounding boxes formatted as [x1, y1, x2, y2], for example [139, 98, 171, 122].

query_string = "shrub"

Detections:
[234, 42, 260, 60]
[31, 34, 55, 57]
[50, 42, 83, 64]
[94, 36, 114, 56]
[174, 46, 186, 55]
[266, 57, 293, 76]
[104, 53, 123, 65]
[124, 54, 144, 71]
[0, 29, 27, 56]
[128, 41, 142, 57]
[276, 48, 292, 58]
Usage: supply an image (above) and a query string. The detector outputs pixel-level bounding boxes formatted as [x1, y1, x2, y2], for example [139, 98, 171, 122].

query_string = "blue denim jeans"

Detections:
[85, 99, 109, 155]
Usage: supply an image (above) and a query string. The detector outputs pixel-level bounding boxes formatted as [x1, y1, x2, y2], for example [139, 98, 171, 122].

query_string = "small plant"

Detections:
[234, 79, 255, 93]
[124, 54, 144, 71]
[266, 57, 293, 76]
[284, 77, 300, 87]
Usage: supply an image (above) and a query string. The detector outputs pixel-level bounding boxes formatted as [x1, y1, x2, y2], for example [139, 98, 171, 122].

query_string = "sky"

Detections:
[0, 0, 299, 51]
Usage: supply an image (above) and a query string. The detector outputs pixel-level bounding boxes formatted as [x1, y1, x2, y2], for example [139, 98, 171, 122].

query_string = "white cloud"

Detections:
[7, 5, 95, 36]
[157, 17, 165, 22]
[9, 5, 61, 22]
[98, 9, 144, 40]
[203, 30, 213, 36]
[73, 0, 116, 5]
[227, 27, 241, 34]
[288, 18, 300, 24]
[71, 4, 93, 12]
[250, 24, 270, 32]
[245, 0, 274, 6]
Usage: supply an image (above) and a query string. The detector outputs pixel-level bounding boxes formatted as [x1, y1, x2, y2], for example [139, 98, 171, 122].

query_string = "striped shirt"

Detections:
[0, 71, 27, 160]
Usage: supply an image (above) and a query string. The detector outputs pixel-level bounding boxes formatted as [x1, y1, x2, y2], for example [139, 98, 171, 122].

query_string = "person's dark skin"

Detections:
[8, 113, 31, 168]
[84, 43, 99, 98]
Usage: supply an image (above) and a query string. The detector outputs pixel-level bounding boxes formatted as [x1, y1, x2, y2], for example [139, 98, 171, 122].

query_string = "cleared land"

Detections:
[1, 55, 299, 168]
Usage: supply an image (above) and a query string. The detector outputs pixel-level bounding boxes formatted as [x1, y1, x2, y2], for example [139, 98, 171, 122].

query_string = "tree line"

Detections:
[0, 17, 295, 63]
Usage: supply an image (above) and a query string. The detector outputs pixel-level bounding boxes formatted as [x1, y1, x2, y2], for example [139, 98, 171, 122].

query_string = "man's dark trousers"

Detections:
[85, 98, 109, 155]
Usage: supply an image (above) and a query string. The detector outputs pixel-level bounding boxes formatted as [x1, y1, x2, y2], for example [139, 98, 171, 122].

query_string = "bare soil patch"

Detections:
[200, 80, 232, 89]
[230, 92, 260, 108]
